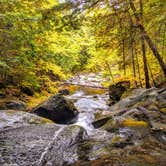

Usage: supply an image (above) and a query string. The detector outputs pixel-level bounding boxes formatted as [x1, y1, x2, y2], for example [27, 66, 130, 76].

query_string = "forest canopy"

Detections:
[0, 0, 166, 94]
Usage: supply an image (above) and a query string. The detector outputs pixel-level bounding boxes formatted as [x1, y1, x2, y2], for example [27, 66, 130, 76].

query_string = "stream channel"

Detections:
[66, 85, 111, 139]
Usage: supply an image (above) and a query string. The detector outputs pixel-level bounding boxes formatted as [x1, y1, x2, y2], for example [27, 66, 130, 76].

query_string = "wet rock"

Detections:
[0, 109, 59, 166]
[21, 86, 34, 96]
[32, 94, 78, 124]
[0, 109, 54, 130]
[78, 140, 112, 162]
[151, 129, 166, 144]
[0, 92, 5, 98]
[156, 90, 166, 108]
[0, 82, 6, 89]
[38, 125, 87, 166]
[76, 87, 166, 165]
[111, 134, 133, 148]
[5, 100, 27, 111]
[58, 89, 70, 95]
[108, 81, 129, 105]
[93, 95, 98, 98]
[115, 88, 157, 108]
[0, 110, 88, 166]
[100, 118, 120, 132]
[92, 117, 111, 128]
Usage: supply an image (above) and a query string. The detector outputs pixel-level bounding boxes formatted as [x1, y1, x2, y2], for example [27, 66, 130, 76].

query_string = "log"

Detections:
[61, 82, 108, 90]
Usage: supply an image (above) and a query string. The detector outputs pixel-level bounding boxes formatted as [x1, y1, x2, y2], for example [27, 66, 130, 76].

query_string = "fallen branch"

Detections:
[61, 82, 108, 90]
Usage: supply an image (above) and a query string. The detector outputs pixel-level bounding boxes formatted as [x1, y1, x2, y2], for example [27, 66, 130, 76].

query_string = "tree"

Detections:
[129, 0, 166, 77]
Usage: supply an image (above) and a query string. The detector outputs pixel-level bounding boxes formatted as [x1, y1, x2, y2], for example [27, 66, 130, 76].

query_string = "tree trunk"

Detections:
[105, 61, 114, 83]
[135, 48, 142, 87]
[147, 62, 157, 87]
[128, 12, 137, 86]
[122, 39, 126, 76]
[139, 0, 150, 88]
[141, 37, 151, 88]
[129, 0, 166, 77]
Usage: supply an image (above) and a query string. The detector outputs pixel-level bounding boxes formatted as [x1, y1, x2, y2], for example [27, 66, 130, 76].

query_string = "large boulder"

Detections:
[108, 81, 130, 105]
[0, 100, 27, 111]
[21, 86, 34, 96]
[38, 125, 87, 166]
[58, 89, 70, 95]
[5, 100, 27, 110]
[32, 94, 78, 124]
[0, 110, 87, 166]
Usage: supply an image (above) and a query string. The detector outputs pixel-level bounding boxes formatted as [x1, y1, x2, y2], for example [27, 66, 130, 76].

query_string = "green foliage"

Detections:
[0, 0, 165, 94]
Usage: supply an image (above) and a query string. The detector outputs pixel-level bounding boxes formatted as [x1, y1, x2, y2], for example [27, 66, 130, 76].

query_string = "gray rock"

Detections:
[5, 100, 27, 111]
[0, 92, 5, 98]
[92, 117, 111, 128]
[0, 109, 59, 166]
[38, 125, 87, 166]
[32, 94, 78, 124]
[108, 82, 128, 105]
[110, 87, 158, 111]
[0, 110, 87, 166]
[58, 89, 70, 95]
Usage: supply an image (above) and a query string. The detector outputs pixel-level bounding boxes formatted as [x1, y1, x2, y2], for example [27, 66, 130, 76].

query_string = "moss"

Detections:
[28, 117, 53, 124]
[111, 135, 122, 144]
[127, 154, 157, 166]
[101, 119, 119, 132]
[148, 104, 159, 111]
[41, 118, 54, 124]
[121, 118, 148, 128]
[94, 113, 111, 122]
[27, 94, 50, 109]
[160, 108, 166, 114]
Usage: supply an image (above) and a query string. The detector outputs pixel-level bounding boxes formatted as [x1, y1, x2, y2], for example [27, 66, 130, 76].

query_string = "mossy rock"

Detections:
[160, 108, 166, 114]
[32, 94, 78, 124]
[111, 135, 122, 144]
[148, 104, 159, 112]
[126, 154, 157, 166]
[121, 118, 149, 128]
[92, 115, 112, 128]
[101, 119, 120, 132]
[27, 116, 54, 124]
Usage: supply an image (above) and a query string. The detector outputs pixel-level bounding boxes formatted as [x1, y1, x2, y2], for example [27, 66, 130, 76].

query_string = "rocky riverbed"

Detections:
[0, 75, 166, 165]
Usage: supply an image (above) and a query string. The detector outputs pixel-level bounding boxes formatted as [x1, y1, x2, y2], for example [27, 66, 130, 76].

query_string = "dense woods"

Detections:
[0, 0, 166, 95]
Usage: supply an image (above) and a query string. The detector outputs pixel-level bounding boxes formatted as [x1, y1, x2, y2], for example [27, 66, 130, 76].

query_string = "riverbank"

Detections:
[1, 83, 166, 165]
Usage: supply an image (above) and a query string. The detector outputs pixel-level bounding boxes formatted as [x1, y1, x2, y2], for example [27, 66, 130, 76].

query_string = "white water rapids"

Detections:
[66, 90, 112, 139]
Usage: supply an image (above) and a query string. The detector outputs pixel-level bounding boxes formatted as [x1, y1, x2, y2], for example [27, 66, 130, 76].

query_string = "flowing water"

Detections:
[66, 86, 112, 140]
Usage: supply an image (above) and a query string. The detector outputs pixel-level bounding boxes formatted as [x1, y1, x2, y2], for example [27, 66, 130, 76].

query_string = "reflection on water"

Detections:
[61, 84, 107, 95]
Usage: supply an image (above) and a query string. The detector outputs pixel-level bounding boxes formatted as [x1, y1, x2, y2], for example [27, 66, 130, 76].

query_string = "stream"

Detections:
[66, 86, 111, 140]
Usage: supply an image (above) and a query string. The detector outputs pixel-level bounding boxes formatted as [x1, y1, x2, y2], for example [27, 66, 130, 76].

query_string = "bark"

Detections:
[141, 37, 151, 88]
[105, 61, 115, 83]
[147, 62, 157, 87]
[162, 24, 166, 58]
[128, 12, 137, 86]
[129, 21, 136, 78]
[114, 11, 126, 76]
[139, 0, 150, 88]
[129, 0, 166, 77]
[135, 47, 142, 87]
[122, 39, 126, 76]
